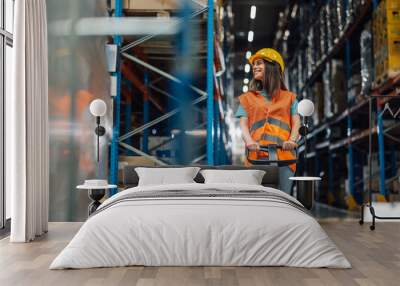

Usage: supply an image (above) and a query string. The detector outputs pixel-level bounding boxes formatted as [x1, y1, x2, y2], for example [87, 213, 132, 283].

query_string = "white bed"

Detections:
[50, 183, 351, 269]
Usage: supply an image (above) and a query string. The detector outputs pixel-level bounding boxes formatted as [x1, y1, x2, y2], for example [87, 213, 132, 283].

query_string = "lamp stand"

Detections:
[304, 116, 308, 176]
[97, 116, 100, 162]
[299, 116, 309, 176]
[94, 116, 106, 162]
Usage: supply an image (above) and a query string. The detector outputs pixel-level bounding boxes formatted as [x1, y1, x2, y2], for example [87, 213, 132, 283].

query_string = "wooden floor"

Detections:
[0, 221, 399, 286]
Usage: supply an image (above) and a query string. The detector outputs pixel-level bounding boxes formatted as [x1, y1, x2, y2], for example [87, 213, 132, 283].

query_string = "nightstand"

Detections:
[289, 177, 321, 210]
[77, 182, 117, 216]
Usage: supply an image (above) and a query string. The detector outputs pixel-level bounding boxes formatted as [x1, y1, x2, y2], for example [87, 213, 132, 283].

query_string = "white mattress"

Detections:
[50, 183, 351, 269]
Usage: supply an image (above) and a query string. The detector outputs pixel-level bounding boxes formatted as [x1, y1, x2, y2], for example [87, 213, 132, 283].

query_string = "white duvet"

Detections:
[50, 183, 351, 269]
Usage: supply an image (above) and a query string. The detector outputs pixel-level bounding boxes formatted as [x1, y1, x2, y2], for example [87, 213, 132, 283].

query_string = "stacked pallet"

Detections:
[373, 0, 400, 86]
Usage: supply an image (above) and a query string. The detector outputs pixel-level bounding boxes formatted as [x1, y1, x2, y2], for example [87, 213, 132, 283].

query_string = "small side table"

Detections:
[77, 184, 117, 216]
[289, 177, 321, 210]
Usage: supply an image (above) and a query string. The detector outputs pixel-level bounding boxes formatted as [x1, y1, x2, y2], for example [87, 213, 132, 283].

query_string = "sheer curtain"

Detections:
[7, 0, 49, 242]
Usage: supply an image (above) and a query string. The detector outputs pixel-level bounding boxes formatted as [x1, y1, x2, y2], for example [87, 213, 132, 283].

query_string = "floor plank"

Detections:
[0, 221, 399, 286]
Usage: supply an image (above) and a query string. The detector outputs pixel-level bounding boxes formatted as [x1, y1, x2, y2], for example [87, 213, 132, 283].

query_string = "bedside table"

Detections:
[77, 183, 117, 216]
[289, 177, 321, 210]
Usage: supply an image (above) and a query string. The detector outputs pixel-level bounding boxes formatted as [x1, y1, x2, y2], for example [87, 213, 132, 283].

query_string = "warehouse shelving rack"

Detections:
[280, 0, 400, 215]
[288, 0, 374, 207]
[298, 1, 372, 93]
[108, 0, 231, 194]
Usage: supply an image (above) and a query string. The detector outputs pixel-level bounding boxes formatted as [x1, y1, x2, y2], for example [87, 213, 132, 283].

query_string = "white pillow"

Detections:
[135, 167, 201, 186]
[200, 169, 266, 185]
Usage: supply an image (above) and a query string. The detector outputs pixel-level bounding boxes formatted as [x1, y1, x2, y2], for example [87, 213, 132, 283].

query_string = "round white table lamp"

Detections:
[298, 99, 315, 117]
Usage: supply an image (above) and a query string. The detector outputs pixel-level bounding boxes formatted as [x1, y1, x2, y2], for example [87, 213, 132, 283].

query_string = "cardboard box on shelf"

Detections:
[331, 60, 347, 113]
[393, 179, 400, 193]
[374, 25, 400, 60]
[118, 155, 158, 183]
[384, 0, 400, 9]
[312, 82, 324, 124]
[375, 0, 400, 16]
[388, 193, 400, 202]
[348, 74, 362, 102]
[323, 64, 333, 118]
[355, 93, 367, 103]
[362, 154, 381, 194]
[374, 52, 400, 84]
[119, 155, 158, 166]
[373, 1, 400, 84]
[374, 60, 385, 81]
[386, 9, 400, 24]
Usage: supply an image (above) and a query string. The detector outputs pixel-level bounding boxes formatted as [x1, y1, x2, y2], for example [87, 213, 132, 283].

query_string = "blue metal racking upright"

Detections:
[206, 0, 215, 165]
[143, 71, 150, 154]
[377, 104, 386, 196]
[109, 0, 122, 196]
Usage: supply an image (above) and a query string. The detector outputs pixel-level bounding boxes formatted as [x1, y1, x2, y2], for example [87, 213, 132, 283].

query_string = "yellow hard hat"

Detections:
[249, 48, 285, 75]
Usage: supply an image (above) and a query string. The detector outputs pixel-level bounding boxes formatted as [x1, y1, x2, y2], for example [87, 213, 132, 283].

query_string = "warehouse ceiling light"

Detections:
[248, 31, 254, 42]
[250, 5, 257, 19]
[244, 64, 251, 73]
[246, 51, 252, 59]
[243, 85, 249, 93]
[243, 78, 249, 84]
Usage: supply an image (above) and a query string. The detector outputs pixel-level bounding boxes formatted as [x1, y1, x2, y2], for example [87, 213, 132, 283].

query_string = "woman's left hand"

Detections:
[282, 140, 298, 151]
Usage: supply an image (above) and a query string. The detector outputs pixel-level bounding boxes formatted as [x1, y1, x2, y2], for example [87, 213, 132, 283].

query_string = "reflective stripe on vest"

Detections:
[250, 117, 291, 133]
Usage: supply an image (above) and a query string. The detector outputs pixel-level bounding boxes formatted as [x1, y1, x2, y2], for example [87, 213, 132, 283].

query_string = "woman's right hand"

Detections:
[246, 140, 260, 151]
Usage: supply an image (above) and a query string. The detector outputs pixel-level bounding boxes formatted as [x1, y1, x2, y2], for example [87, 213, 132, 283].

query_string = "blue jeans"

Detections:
[279, 166, 294, 195]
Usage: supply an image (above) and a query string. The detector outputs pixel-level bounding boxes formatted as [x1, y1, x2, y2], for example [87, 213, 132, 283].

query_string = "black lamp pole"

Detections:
[97, 116, 100, 162]
[95, 116, 106, 162]
[304, 116, 308, 176]
[299, 116, 309, 176]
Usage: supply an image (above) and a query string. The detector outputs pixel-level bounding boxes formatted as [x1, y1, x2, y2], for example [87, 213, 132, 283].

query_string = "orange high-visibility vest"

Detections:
[239, 89, 297, 171]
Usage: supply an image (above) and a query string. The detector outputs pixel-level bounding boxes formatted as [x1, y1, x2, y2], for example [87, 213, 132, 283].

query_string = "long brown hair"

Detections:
[249, 60, 287, 96]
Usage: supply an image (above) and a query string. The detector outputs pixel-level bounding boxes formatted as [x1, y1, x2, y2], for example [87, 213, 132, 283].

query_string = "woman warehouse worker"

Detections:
[236, 48, 301, 195]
